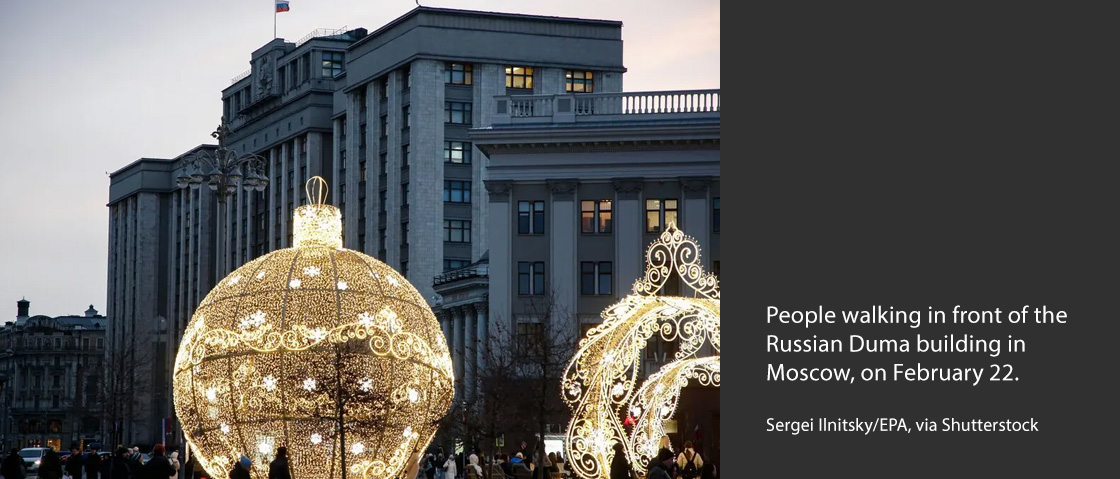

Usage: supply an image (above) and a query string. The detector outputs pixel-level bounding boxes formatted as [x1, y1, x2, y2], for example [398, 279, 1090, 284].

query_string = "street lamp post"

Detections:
[176, 117, 269, 201]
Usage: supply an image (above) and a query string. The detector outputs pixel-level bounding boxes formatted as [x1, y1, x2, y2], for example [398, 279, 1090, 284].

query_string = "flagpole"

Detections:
[274, 7, 277, 39]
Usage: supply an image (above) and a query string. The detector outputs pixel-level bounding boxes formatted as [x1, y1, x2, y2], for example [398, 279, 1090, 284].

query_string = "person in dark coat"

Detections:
[268, 447, 290, 479]
[2, 448, 26, 479]
[143, 445, 175, 479]
[229, 456, 251, 479]
[66, 446, 84, 479]
[110, 447, 132, 479]
[646, 449, 674, 479]
[40, 450, 65, 479]
[609, 443, 632, 479]
[85, 447, 103, 479]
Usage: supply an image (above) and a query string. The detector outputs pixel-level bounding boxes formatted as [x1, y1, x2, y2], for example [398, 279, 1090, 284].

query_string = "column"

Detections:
[485, 181, 513, 337]
[462, 304, 477, 402]
[613, 179, 644, 295]
[681, 177, 713, 277]
[268, 148, 277, 252]
[280, 142, 290, 247]
[548, 180, 578, 333]
[451, 307, 464, 399]
[474, 302, 488, 399]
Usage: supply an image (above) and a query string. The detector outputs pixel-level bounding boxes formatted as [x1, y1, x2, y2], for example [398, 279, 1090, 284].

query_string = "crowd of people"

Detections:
[0, 443, 180, 479]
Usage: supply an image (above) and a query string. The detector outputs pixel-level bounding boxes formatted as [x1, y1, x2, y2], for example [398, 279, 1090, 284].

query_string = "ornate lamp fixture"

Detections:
[175, 117, 269, 202]
[173, 177, 454, 479]
[562, 223, 720, 478]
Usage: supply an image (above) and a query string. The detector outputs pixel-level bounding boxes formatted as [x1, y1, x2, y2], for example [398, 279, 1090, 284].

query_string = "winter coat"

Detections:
[168, 453, 180, 479]
[647, 461, 672, 479]
[442, 456, 457, 478]
[143, 454, 175, 479]
[39, 452, 64, 479]
[111, 456, 132, 479]
[84, 453, 102, 479]
[465, 454, 483, 479]
[675, 449, 702, 479]
[1, 453, 26, 479]
[609, 452, 631, 479]
[65, 453, 84, 479]
[268, 457, 291, 479]
[228, 465, 250, 479]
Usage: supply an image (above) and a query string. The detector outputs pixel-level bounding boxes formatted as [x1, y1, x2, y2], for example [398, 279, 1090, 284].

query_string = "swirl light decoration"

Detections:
[173, 177, 453, 479]
[562, 223, 719, 479]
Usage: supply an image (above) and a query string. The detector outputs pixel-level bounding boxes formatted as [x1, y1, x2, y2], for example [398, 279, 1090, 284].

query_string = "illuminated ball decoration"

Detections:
[173, 177, 453, 479]
[562, 223, 719, 479]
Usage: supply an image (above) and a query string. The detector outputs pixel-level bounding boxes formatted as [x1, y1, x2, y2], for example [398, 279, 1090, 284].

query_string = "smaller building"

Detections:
[0, 299, 106, 451]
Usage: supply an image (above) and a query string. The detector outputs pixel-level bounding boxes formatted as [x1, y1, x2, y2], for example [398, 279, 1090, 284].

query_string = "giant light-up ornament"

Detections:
[173, 177, 453, 479]
[562, 223, 720, 478]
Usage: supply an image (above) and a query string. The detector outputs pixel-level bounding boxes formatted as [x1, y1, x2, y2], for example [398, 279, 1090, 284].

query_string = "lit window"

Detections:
[443, 181, 471, 203]
[322, 51, 345, 77]
[445, 102, 472, 124]
[580, 200, 612, 234]
[580, 262, 613, 295]
[505, 66, 534, 89]
[445, 63, 473, 85]
[444, 141, 472, 164]
[645, 199, 679, 233]
[565, 70, 594, 92]
[518, 201, 545, 234]
[444, 220, 471, 243]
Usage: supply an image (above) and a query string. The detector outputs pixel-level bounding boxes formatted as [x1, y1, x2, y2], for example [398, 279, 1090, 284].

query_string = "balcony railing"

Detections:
[494, 89, 720, 125]
[230, 69, 252, 84]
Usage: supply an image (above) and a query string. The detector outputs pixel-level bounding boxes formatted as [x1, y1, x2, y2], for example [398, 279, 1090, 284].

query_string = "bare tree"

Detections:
[99, 339, 153, 448]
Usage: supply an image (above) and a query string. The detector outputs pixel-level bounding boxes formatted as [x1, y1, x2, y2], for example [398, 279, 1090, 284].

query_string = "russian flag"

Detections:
[275, 0, 290, 13]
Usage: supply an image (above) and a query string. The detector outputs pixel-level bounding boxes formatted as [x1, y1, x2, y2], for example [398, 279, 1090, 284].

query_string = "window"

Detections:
[401, 221, 409, 243]
[401, 260, 408, 279]
[401, 144, 410, 169]
[359, 124, 366, 147]
[302, 53, 311, 83]
[444, 141, 472, 164]
[380, 115, 388, 138]
[646, 199, 679, 233]
[404, 66, 411, 90]
[52, 395, 60, 408]
[379, 152, 387, 174]
[380, 78, 388, 99]
[444, 259, 470, 271]
[518, 201, 545, 234]
[506, 66, 534, 89]
[83, 338, 90, 350]
[518, 262, 546, 295]
[445, 101, 472, 124]
[444, 220, 471, 243]
[444, 181, 471, 203]
[713, 197, 720, 233]
[322, 51, 344, 77]
[580, 200, 612, 234]
[97, 338, 104, 349]
[713, 261, 720, 281]
[516, 322, 543, 357]
[52, 375, 60, 387]
[339, 117, 348, 142]
[445, 62, 473, 84]
[566, 70, 594, 92]
[378, 227, 386, 248]
[401, 183, 409, 206]
[581, 262, 613, 295]
[402, 106, 410, 129]
[379, 190, 387, 213]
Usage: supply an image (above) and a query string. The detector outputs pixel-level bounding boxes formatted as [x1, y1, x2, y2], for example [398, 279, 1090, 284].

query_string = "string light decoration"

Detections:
[173, 177, 454, 479]
[562, 223, 720, 479]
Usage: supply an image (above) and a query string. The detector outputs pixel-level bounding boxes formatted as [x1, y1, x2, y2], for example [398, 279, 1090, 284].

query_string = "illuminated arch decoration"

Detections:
[628, 356, 720, 474]
[173, 177, 453, 479]
[562, 223, 720, 479]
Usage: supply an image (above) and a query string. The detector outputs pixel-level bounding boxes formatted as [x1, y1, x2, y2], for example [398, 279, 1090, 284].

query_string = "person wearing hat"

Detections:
[609, 443, 633, 479]
[229, 456, 251, 479]
[646, 449, 674, 479]
[143, 444, 176, 479]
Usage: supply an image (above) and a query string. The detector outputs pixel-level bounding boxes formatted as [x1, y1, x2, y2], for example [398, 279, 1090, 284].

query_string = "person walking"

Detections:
[646, 449, 674, 479]
[66, 446, 84, 479]
[143, 445, 175, 479]
[674, 441, 702, 479]
[39, 450, 64, 479]
[442, 454, 457, 479]
[110, 448, 131, 479]
[2, 448, 26, 479]
[609, 443, 632, 479]
[167, 450, 181, 479]
[228, 457, 251, 479]
[268, 447, 290, 479]
[85, 446, 103, 479]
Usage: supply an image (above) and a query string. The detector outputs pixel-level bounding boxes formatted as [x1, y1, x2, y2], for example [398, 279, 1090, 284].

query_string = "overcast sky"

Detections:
[0, 0, 719, 318]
